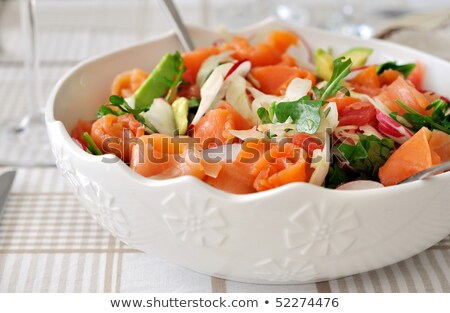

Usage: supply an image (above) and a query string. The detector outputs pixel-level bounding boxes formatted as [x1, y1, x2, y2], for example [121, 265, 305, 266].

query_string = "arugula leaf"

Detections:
[393, 100, 450, 134]
[338, 133, 395, 180]
[376, 61, 416, 77]
[274, 96, 326, 134]
[318, 57, 352, 100]
[82, 132, 102, 155]
[325, 163, 351, 189]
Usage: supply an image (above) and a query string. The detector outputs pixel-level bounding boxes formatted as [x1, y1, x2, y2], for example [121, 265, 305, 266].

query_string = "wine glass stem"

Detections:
[20, 0, 43, 120]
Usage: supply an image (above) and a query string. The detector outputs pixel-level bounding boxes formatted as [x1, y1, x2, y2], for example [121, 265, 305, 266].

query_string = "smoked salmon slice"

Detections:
[250, 65, 316, 96]
[376, 76, 431, 116]
[193, 102, 252, 148]
[90, 113, 145, 163]
[379, 127, 432, 186]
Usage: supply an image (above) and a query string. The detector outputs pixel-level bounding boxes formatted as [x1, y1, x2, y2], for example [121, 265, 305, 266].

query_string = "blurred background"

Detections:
[0, 0, 449, 119]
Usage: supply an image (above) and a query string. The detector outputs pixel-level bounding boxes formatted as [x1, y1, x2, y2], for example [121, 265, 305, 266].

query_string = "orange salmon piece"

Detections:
[428, 130, 450, 165]
[71, 119, 93, 145]
[376, 76, 431, 116]
[379, 127, 432, 186]
[111, 68, 148, 98]
[193, 102, 252, 148]
[349, 65, 381, 97]
[250, 65, 316, 96]
[204, 162, 256, 194]
[182, 47, 221, 84]
[130, 134, 206, 180]
[91, 113, 144, 163]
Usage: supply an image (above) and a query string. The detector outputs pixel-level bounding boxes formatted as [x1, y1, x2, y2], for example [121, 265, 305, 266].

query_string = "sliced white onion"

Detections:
[225, 75, 256, 124]
[334, 125, 359, 144]
[140, 98, 176, 135]
[309, 148, 329, 186]
[191, 62, 233, 125]
[228, 127, 266, 141]
[284, 78, 312, 101]
[359, 124, 384, 139]
[257, 123, 296, 139]
[196, 50, 234, 87]
[350, 91, 391, 115]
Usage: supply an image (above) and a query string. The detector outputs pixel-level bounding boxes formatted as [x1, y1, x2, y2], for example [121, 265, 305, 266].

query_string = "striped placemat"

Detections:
[0, 168, 449, 293]
[1, 0, 450, 293]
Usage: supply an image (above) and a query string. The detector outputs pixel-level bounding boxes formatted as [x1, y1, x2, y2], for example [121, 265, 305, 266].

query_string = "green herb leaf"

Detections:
[274, 96, 325, 134]
[165, 51, 186, 103]
[325, 163, 351, 189]
[188, 97, 200, 109]
[97, 105, 124, 119]
[318, 57, 352, 100]
[82, 132, 102, 155]
[338, 133, 395, 180]
[376, 61, 416, 77]
[257, 107, 272, 124]
[110, 95, 125, 106]
[107, 95, 155, 131]
[394, 100, 450, 134]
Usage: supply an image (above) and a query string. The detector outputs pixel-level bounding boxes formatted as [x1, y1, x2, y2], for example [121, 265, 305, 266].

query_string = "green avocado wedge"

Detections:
[315, 47, 373, 81]
[340, 47, 373, 68]
[133, 52, 183, 111]
[314, 48, 334, 81]
[172, 97, 189, 135]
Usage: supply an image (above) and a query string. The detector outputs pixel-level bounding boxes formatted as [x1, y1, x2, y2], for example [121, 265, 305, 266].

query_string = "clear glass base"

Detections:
[0, 112, 54, 167]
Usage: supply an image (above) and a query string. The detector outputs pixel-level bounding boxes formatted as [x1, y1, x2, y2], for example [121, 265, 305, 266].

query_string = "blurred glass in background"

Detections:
[0, 0, 449, 129]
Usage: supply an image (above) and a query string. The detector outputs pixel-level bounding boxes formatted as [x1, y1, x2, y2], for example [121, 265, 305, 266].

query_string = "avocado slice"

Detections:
[340, 47, 373, 67]
[132, 52, 182, 111]
[314, 48, 334, 81]
[172, 97, 189, 135]
[315, 47, 373, 81]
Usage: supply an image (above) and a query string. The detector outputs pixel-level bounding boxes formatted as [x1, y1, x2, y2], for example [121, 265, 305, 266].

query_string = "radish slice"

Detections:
[225, 60, 251, 80]
[337, 180, 384, 190]
[375, 109, 413, 144]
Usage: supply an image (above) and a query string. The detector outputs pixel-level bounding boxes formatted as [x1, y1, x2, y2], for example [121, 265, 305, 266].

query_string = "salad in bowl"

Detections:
[71, 29, 449, 193]
[47, 20, 450, 284]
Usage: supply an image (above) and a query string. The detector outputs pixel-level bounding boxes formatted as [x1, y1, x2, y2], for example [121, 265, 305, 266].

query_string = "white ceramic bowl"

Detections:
[46, 19, 450, 284]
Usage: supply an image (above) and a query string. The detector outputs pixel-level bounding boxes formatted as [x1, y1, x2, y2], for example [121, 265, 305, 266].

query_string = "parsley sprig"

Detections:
[99, 95, 154, 130]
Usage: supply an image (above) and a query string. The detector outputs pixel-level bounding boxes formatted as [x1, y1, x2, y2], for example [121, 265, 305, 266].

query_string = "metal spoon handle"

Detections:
[399, 160, 450, 184]
[158, 0, 195, 52]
